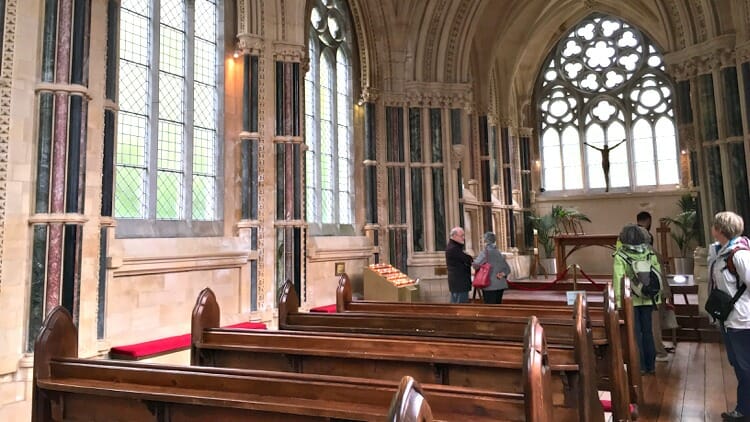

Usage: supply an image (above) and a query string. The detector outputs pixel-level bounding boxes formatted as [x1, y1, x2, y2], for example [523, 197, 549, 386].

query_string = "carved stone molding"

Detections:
[518, 127, 534, 137]
[360, 86, 379, 103]
[451, 144, 465, 167]
[0, 0, 17, 286]
[272, 42, 305, 62]
[665, 35, 735, 79]
[737, 41, 750, 64]
[395, 81, 473, 109]
[236, 33, 264, 55]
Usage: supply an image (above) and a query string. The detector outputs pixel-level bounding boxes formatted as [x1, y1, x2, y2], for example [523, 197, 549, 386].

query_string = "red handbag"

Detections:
[472, 263, 491, 288]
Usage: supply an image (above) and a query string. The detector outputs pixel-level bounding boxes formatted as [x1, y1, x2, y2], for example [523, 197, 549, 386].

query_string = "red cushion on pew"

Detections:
[224, 321, 267, 330]
[110, 333, 192, 360]
[110, 322, 267, 359]
[600, 399, 637, 414]
[310, 304, 338, 313]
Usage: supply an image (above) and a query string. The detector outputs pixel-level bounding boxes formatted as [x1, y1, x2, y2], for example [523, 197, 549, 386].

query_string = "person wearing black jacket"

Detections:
[445, 227, 473, 303]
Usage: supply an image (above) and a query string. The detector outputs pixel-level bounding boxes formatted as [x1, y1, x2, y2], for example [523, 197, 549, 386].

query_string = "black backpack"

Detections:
[615, 251, 662, 302]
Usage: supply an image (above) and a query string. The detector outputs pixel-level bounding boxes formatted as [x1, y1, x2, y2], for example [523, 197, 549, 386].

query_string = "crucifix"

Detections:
[583, 139, 626, 192]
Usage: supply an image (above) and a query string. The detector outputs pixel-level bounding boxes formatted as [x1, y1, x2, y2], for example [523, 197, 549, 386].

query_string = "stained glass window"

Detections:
[305, 0, 354, 233]
[116, 0, 221, 233]
[537, 14, 679, 192]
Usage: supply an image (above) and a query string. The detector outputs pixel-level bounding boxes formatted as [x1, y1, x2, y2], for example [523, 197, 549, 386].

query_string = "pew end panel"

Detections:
[191, 287, 221, 365]
[387, 376, 433, 422]
[32, 306, 78, 422]
[524, 316, 554, 422]
[278, 279, 299, 327]
[336, 273, 352, 312]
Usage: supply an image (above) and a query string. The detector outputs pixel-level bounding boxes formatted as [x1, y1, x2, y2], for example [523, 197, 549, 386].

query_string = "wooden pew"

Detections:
[191, 288, 602, 421]
[281, 279, 635, 421]
[336, 273, 642, 410]
[33, 307, 553, 422]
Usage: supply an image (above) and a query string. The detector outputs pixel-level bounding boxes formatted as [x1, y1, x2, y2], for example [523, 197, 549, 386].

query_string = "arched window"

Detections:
[536, 14, 679, 193]
[306, 0, 354, 234]
[115, 0, 223, 236]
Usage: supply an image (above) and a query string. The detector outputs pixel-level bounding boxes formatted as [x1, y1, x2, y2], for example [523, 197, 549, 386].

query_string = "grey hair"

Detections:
[619, 224, 650, 246]
[450, 227, 462, 237]
[713, 211, 744, 239]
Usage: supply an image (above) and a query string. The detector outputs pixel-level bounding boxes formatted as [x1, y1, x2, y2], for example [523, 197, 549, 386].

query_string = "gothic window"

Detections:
[306, 0, 354, 234]
[537, 14, 679, 192]
[115, 0, 222, 236]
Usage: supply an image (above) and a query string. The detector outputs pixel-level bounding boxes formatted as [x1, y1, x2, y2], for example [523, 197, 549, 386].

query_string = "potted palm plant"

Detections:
[531, 206, 591, 275]
[661, 194, 700, 274]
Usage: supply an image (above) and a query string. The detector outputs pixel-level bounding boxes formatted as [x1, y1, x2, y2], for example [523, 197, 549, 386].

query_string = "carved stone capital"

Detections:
[451, 144, 466, 167]
[518, 127, 534, 137]
[236, 33, 263, 56]
[360, 86, 379, 103]
[273, 42, 305, 62]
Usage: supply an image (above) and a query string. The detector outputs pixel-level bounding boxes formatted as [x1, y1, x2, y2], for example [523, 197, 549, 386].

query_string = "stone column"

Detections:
[273, 46, 305, 301]
[29, 0, 91, 350]
[362, 87, 380, 262]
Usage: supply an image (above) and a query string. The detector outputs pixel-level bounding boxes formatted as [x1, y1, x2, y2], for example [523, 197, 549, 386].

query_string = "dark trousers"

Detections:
[483, 289, 504, 304]
[724, 327, 750, 415]
[633, 305, 656, 372]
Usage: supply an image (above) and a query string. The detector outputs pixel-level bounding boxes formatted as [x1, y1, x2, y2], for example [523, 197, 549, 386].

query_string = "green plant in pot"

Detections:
[661, 194, 700, 274]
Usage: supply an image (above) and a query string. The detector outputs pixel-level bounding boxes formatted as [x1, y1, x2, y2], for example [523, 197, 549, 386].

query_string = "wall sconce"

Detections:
[534, 159, 541, 168]
[356, 98, 364, 106]
[680, 149, 687, 155]
[233, 51, 240, 59]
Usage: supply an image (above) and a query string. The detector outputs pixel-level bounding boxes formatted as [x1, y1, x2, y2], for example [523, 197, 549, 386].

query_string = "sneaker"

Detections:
[722, 410, 745, 421]
[655, 354, 670, 362]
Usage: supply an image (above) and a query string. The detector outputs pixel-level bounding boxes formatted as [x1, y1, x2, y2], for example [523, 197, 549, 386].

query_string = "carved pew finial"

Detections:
[336, 273, 352, 312]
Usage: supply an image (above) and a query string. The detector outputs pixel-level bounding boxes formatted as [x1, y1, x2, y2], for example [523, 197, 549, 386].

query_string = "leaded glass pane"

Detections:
[159, 26, 185, 76]
[193, 82, 216, 129]
[192, 174, 215, 220]
[159, 72, 185, 121]
[194, 39, 216, 85]
[538, 13, 678, 192]
[120, 10, 150, 64]
[160, 0, 184, 29]
[117, 114, 147, 166]
[157, 120, 183, 171]
[194, 0, 216, 41]
[192, 127, 215, 174]
[119, 61, 149, 114]
[156, 170, 183, 219]
[115, 166, 146, 218]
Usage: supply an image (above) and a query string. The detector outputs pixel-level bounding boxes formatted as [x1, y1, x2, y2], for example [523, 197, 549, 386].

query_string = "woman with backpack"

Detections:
[707, 212, 750, 422]
[613, 224, 662, 376]
[472, 232, 511, 304]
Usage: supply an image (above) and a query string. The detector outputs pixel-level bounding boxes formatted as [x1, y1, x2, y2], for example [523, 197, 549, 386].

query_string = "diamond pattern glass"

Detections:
[116, 0, 220, 225]
[156, 170, 183, 219]
[192, 174, 215, 220]
[160, 0, 185, 30]
[538, 13, 678, 192]
[159, 72, 184, 122]
[195, 0, 217, 41]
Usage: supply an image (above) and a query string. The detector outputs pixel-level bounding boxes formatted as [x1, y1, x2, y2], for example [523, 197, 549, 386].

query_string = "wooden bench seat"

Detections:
[335, 273, 642, 412]
[191, 288, 601, 421]
[278, 279, 636, 421]
[33, 307, 554, 422]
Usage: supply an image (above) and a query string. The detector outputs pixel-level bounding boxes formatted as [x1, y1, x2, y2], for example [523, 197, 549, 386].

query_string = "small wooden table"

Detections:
[554, 234, 619, 279]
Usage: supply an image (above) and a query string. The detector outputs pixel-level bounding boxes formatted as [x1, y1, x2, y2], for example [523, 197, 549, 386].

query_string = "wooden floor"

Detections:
[624, 341, 737, 421]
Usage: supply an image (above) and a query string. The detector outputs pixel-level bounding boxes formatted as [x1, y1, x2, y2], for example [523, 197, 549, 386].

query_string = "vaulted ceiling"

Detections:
[346, 0, 749, 121]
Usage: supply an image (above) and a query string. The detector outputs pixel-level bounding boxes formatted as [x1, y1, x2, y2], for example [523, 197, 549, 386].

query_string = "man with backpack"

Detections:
[707, 212, 750, 421]
[613, 224, 663, 375]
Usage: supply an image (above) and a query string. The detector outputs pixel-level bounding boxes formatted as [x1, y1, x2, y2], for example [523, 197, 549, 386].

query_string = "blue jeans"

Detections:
[633, 305, 656, 372]
[724, 327, 750, 415]
[450, 291, 469, 303]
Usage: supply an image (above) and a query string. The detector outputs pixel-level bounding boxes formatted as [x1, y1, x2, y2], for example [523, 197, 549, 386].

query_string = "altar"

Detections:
[554, 234, 619, 279]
